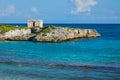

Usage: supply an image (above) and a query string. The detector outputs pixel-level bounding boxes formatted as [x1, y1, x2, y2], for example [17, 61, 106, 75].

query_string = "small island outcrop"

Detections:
[0, 25, 100, 42]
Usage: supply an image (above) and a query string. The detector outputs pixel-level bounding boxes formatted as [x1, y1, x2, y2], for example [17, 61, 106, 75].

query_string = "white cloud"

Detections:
[0, 5, 15, 17]
[71, 0, 97, 14]
[31, 7, 38, 13]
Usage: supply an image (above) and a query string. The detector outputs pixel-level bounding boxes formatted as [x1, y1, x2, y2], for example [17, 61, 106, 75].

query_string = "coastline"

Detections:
[0, 25, 100, 42]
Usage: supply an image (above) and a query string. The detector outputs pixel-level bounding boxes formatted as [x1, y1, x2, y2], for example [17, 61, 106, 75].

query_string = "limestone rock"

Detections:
[0, 29, 31, 41]
[31, 27, 42, 33]
[0, 26, 100, 42]
[33, 27, 100, 42]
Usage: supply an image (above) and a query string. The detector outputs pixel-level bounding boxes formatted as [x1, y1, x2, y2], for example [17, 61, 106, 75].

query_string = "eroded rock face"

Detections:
[0, 29, 31, 41]
[33, 27, 100, 42]
[0, 27, 100, 42]
[31, 27, 42, 33]
[0, 34, 5, 40]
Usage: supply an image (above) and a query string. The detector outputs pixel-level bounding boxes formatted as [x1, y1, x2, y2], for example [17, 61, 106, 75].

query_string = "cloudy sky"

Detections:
[0, 0, 120, 23]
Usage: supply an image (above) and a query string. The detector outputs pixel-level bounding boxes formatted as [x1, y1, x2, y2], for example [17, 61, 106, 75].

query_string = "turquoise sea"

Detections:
[0, 24, 120, 80]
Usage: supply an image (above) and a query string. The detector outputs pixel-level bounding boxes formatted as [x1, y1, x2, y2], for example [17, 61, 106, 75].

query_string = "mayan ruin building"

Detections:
[28, 20, 43, 28]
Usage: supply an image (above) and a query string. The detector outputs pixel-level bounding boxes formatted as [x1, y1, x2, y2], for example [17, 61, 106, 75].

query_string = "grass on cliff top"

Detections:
[45, 25, 74, 31]
[39, 25, 56, 36]
[38, 25, 75, 36]
[0, 25, 28, 33]
[66, 26, 74, 31]
[39, 26, 52, 36]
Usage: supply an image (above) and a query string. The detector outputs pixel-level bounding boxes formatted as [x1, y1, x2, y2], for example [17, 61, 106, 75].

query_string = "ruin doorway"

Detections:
[33, 21, 35, 27]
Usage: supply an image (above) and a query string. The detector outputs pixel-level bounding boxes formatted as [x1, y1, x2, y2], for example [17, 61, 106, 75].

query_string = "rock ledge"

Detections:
[0, 26, 100, 42]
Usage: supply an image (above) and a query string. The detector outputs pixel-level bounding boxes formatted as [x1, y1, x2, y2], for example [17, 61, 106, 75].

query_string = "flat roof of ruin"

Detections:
[28, 20, 43, 22]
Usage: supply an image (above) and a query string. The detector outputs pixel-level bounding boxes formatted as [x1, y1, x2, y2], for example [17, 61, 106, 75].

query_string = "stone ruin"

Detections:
[28, 20, 43, 28]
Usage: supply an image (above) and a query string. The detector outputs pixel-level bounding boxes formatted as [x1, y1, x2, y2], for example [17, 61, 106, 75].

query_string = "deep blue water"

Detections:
[0, 24, 120, 80]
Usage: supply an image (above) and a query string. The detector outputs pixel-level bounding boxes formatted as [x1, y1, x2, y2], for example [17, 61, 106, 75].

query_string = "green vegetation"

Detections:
[38, 26, 56, 36]
[66, 26, 74, 31]
[45, 25, 57, 29]
[38, 26, 75, 36]
[39, 26, 52, 36]
[0, 25, 28, 33]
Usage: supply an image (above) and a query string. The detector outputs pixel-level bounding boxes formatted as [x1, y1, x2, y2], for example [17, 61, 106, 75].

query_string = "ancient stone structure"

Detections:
[28, 20, 43, 28]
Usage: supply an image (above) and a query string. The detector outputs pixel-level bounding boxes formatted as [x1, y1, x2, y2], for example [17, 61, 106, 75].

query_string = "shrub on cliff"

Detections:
[66, 26, 74, 31]
[39, 26, 52, 36]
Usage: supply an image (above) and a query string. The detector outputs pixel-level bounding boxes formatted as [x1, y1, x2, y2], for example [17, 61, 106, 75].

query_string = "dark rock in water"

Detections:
[0, 26, 100, 42]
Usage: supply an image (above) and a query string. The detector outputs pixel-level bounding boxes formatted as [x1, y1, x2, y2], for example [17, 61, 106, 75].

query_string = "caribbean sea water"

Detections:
[0, 24, 120, 80]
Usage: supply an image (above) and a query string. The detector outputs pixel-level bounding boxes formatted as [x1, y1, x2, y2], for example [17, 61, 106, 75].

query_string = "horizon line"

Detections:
[0, 23, 120, 24]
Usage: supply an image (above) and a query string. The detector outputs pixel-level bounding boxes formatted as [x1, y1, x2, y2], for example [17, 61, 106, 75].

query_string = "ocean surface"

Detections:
[0, 24, 120, 80]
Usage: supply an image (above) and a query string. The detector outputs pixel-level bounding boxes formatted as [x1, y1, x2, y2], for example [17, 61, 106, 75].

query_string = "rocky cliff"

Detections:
[0, 29, 31, 41]
[0, 26, 100, 42]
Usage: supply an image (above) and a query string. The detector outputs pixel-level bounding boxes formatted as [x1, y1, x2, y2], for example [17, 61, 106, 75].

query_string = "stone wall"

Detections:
[28, 21, 34, 28]
[28, 20, 43, 28]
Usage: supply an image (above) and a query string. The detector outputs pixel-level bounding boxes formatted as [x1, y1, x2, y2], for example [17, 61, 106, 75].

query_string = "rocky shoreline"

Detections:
[0, 26, 100, 42]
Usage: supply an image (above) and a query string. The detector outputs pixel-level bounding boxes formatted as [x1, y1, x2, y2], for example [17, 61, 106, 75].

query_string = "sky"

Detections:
[0, 0, 120, 23]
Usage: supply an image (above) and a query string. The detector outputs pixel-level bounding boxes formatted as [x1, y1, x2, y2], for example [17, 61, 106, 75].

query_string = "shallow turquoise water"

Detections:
[0, 24, 120, 80]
